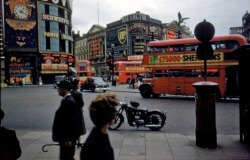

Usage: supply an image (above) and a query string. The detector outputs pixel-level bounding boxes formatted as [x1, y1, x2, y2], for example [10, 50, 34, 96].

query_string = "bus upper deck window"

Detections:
[168, 47, 174, 52]
[147, 47, 152, 53]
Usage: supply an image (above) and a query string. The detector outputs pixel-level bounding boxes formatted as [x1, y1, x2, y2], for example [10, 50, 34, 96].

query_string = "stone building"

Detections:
[74, 11, 168, 77]
[74, 25, 106, 76]
[230, 10, 250, 41]
[242, 10, 250, 40]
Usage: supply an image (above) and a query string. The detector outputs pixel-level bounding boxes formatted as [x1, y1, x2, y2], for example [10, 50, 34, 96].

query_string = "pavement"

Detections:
[5, 83, 250, 160]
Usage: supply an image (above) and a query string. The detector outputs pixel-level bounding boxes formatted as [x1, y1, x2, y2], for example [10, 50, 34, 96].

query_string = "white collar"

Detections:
[63, 93, 71, 99]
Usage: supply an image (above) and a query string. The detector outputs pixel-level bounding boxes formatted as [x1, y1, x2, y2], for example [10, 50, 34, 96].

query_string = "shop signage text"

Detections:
[122, 12, 148, 23]
[149, 53, 223, 64]
[42, 14, 69, 25]
[44, 32, 59, 37]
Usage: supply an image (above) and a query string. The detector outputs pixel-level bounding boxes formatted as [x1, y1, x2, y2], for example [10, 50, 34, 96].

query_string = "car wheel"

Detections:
[103, 90, 107, 92]
[140, 86, 152, 98]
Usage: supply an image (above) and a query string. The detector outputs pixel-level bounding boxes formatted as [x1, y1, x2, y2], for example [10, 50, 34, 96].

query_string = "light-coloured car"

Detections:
[80, 77, 109, 92]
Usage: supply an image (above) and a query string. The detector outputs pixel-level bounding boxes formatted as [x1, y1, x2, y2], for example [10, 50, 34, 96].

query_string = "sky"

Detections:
[72, 0, 250, 36]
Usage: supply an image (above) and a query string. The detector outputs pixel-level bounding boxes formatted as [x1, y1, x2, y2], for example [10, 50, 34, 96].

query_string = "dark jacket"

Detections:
[80, 127, 114, 160]
[71, 90, 86, 136]
[52, 95, 78, 142]
[0, 126, 22, 160]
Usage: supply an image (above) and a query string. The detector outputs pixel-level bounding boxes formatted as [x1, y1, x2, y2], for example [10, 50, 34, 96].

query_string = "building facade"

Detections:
[74, 11, 169, 78]
[230, 10, 250, 41]
[106, 11, 162, 59]
[242, 11, 250, 40]
[74, 25, 107, 76]
[3, 0, 74, 85]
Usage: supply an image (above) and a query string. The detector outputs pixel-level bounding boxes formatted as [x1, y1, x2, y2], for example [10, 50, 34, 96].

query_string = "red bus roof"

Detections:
[147, 34, 248, 47]
[114, 61, 142, 64]
[76, 60, 93, 64]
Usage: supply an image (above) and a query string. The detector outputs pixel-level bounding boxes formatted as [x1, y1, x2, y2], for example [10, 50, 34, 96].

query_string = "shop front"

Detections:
[40, 53, 74, 84]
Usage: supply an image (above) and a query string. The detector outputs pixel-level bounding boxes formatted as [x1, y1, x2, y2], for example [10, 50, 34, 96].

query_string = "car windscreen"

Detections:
[55, 77, 64, 81]
[93, 78, 103, 82]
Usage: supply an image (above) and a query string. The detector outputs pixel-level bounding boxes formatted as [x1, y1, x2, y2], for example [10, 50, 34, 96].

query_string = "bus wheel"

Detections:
[140, 86, 152, 98]
[153, 94, 160, 98]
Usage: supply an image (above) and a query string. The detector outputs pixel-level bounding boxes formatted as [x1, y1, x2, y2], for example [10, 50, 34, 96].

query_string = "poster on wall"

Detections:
[9, 56, 35, 84]
[41, 54, 69, 74]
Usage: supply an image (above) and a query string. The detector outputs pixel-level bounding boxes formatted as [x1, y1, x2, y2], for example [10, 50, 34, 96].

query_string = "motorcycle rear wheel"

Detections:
[148, 111, 166, 131]
[109, 113, 124, 130]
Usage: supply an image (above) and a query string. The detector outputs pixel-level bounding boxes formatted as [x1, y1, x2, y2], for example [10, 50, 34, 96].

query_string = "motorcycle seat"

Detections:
[138, 107, 148, 111]
[130, 101, 139, 108]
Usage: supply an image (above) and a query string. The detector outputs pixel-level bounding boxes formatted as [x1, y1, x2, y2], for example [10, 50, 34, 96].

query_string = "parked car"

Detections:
[53, 75, 66, 88]
[80, 77, 109, 92]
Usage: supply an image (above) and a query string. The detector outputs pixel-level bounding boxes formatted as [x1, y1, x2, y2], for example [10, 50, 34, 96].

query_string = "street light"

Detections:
[150, 26, 156, 41]
[111, 44, 115, 77]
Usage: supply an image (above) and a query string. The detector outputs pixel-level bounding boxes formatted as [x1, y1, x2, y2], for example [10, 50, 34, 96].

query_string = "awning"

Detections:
[69, 67, 77, 73]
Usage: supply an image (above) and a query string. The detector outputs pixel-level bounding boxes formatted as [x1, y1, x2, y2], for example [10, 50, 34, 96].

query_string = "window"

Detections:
[154, 70, 169, 77]
[169, 69, 184, 77]
[185, 69, 201, 77]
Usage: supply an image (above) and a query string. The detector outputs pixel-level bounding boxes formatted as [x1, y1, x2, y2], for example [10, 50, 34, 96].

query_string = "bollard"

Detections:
[193, 81, 218, 148]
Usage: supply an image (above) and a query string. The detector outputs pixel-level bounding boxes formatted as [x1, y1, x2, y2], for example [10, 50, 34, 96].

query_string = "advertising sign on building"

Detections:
[41, 54, 70, 74]
[5, 0, 38, 48]
[9, 56, 35, 84]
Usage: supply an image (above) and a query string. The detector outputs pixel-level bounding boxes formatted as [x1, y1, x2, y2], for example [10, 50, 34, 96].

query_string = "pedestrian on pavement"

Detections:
[18, 78, 23, 87]
[0, 108, 22, 160]
[22, 77, 25, 86]
[52, 80, 78, 160]
[112, 75, 117, 87]
[130, 78, 135, 89]
[71, 79, 86, 144]
[80, 93, 119, 160]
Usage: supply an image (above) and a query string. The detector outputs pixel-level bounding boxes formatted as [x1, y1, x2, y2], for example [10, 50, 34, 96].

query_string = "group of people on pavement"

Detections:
[52, 79, 117, 160]
[0, 78, 117, 160]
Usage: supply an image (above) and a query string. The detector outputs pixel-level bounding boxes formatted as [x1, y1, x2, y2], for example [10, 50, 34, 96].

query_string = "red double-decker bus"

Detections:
[75, 60, 95, 84]
[114, 61, 146, 84]
[139, 34, 249, 100]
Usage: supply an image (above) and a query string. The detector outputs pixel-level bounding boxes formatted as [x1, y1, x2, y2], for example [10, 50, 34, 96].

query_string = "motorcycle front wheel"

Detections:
[109, 113, 124, 130]
[148, 111, 166, 131]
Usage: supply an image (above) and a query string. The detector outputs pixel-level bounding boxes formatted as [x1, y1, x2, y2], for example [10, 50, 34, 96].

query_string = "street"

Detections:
[0, 84, 239, 135]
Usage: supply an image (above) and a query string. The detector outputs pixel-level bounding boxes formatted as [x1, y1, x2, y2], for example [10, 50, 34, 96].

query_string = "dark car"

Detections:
[53, 75, 66, 88]
[80, 77, 109, 92]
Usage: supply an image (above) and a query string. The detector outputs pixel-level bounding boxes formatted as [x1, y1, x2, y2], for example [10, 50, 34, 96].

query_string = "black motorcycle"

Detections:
[109, 98, 167, 131]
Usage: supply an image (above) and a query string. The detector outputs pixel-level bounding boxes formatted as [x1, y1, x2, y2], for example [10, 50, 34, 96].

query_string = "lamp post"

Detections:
[111, 44, 115, 77]
[150, 26, 156, 41]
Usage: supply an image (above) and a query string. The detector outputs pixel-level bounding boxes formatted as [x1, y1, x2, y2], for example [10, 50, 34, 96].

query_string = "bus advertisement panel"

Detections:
[75, 60, 95, 84]
[139, 34, 249, 100]
[114, 61, 146, 84]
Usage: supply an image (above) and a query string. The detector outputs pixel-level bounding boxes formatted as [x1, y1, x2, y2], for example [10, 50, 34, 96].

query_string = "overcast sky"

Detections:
[72, 0, 250, 36]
